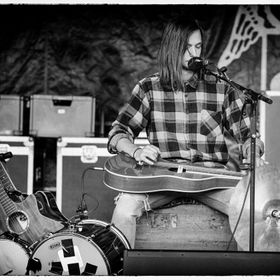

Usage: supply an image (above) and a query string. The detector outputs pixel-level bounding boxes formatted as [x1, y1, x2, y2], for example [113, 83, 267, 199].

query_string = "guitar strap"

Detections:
[34, 191, 69, 223]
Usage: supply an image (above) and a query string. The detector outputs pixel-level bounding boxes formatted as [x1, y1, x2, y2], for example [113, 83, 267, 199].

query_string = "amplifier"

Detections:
[0, 95, 23, 136]
[29, 95, 96, 137]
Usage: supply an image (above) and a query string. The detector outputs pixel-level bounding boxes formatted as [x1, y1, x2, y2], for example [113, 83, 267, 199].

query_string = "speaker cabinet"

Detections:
[30, 95, 96, 137]
[0, 95, 23, 136]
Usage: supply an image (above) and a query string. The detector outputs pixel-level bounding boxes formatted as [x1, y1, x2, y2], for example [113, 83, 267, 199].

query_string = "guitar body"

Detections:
[0, 193, 65, 244]
[0, 157, 68, 245]
[104, 154, 244, 193]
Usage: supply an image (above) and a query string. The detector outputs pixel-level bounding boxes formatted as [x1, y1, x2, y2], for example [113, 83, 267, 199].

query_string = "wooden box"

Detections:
[135, 199, 237, 251]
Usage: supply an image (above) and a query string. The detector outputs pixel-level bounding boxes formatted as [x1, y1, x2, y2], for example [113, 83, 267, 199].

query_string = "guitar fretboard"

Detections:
[0, 161, 17, 215]
[155, 160, 243, 178]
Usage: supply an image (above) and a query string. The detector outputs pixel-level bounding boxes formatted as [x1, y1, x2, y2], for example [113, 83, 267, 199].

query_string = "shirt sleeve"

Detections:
[223, 84, 251, 142]
[107, 83, 150, 154]
[223, 84, 264, 157]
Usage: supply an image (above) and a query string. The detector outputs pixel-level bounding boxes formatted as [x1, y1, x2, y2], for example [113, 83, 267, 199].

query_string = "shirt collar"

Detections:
[184, 73, 199, 89]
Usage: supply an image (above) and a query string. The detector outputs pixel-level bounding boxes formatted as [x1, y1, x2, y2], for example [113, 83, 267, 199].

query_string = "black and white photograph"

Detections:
[0, 2, 280, 277]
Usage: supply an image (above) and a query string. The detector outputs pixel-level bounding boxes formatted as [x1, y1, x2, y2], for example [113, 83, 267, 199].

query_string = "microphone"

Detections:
[187, 57, 209, 71]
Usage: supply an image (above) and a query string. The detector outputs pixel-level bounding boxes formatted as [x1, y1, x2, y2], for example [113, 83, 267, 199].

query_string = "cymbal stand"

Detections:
[204, 67, 273, 251]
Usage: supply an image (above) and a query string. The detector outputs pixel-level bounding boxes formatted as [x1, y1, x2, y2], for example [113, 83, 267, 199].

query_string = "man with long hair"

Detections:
[107, 17, 266, 248]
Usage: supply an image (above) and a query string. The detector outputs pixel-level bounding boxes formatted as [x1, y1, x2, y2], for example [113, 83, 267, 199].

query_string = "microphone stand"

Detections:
[204, 67, 273, 252]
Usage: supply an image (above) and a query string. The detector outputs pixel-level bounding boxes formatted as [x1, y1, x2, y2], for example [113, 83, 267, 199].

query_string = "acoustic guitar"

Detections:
[103, 153, 245, 193]
[0, 157, 67, 245]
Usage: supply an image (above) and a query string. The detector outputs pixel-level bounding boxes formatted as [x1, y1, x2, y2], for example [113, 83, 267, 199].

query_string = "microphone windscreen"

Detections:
[187, 57, 208, 71]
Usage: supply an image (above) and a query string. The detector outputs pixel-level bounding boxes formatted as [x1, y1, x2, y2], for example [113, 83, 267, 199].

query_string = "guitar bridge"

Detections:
[177, 165, 185, 173]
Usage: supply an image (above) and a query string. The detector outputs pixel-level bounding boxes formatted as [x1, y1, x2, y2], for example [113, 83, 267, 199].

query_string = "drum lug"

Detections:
[75, 224, 83, 233]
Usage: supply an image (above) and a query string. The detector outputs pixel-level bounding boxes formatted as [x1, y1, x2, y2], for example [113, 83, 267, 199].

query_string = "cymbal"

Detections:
[229, 164, 280, 251]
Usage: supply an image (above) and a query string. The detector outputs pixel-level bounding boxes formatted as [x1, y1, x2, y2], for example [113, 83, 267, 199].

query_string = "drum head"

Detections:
[0, 239, 29, 276]
[29, 232, 110, 276]
[77, 219, 130, 275]
[78, 219, 131, 249]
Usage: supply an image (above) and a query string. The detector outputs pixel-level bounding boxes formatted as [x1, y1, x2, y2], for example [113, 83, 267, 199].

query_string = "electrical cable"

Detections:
[69, 166, 104, 222]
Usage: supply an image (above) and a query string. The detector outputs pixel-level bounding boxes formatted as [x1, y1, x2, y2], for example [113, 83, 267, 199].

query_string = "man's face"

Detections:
[182, 29, 202, 69]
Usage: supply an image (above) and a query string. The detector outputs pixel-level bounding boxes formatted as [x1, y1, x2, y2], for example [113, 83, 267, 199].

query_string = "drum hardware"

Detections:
[75, 204, 88, 221]
[229, 164, 280, 251]
[2, 231, 31, 250]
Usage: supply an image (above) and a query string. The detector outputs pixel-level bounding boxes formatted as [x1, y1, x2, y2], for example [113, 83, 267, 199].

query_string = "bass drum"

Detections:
[28, 219, 130, 276]
[0, 238, 30, 276]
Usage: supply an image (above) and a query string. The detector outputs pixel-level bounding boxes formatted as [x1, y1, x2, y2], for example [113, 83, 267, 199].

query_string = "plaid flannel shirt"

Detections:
[108, 73, 263, 166]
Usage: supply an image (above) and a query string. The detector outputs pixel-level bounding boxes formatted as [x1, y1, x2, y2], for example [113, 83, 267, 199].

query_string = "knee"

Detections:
[112, 193, 146, 219]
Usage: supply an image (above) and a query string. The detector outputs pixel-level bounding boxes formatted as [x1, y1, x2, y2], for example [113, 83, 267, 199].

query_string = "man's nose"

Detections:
[189, 46, 198, 57]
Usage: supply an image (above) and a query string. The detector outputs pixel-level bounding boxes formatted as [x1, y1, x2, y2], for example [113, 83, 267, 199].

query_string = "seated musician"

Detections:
[107, 17, 266, 248]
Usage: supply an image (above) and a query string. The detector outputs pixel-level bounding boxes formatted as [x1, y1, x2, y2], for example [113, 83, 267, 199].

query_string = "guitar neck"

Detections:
[0, 161, 17, 191]
[154, 160, 243, 178]
[0, 162, 17, 215]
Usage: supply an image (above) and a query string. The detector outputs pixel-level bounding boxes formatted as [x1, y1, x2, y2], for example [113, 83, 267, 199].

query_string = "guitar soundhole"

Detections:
[7, 211, 29, 235]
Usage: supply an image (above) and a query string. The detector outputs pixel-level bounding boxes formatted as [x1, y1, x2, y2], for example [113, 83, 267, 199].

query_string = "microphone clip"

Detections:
[76, 204, 88, 221]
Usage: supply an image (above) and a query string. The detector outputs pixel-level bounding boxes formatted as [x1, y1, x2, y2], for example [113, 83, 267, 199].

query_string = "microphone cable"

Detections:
[71, 166, 104, 222]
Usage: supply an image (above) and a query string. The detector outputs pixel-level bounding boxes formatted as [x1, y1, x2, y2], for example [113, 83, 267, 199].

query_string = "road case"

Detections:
[29, 95, 96, 137]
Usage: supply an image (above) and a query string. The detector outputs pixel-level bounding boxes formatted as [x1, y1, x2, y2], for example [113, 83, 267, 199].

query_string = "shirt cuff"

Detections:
[108, 133, 134, 154]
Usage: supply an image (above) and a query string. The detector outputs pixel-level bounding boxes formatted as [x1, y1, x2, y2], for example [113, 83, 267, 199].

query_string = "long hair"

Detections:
[158, 18, 203, 91]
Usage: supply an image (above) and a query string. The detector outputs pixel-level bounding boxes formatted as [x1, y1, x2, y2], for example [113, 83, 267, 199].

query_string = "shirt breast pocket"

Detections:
[200, 110, 223, 138]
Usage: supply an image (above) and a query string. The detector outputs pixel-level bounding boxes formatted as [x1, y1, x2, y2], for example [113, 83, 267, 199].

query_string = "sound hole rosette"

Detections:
[7, 211, 29, 235]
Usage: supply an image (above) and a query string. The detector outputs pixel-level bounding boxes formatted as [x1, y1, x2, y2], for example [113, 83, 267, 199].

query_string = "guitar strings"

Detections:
[0, 161, 25, 235]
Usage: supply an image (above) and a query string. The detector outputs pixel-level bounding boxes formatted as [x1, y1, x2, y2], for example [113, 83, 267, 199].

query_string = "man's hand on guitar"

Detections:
[133, 145, 161, 165]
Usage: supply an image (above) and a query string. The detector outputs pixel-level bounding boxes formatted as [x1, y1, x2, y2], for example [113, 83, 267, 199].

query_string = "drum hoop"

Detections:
[30, 231, 111, 274]
[77, 219, 131, 249]
[0, 238, 30, 257]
